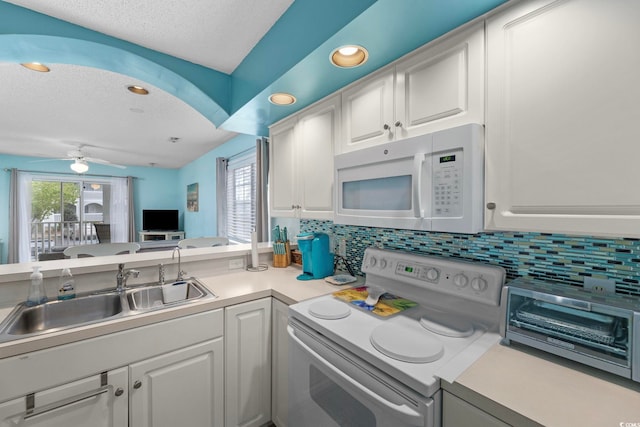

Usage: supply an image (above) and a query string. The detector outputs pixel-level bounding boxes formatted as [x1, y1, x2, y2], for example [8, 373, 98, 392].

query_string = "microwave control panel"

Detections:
[432, 148, 463, 217]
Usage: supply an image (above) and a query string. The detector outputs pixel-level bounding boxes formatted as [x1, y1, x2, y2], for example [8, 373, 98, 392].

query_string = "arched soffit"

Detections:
[0, 34, 229, 127]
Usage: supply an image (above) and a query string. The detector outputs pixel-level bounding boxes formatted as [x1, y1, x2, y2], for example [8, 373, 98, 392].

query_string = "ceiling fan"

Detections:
[33, 148, 127, 173]
[65, 149, 126, 173]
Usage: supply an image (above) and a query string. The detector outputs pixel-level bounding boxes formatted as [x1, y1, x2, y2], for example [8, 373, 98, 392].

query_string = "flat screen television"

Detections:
[142, 209, 179, 231]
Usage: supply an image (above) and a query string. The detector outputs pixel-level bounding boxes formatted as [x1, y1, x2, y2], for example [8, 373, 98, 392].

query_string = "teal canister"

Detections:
[296, 232, 334, 280]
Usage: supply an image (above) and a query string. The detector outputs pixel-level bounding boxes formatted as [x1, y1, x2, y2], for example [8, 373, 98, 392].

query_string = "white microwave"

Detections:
[334, 123, 484, 233]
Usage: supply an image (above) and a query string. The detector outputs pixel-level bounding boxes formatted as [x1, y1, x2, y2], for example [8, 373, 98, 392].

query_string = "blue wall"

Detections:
[178, 134, 257, 239]
[0, 134, 254, 263]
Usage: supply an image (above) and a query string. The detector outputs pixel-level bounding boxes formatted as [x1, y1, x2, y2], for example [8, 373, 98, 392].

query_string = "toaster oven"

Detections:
[502, 278, 640, 382]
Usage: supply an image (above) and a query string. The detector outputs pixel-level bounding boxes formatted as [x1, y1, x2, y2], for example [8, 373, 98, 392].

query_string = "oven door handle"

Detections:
[288, 326, 425, 424]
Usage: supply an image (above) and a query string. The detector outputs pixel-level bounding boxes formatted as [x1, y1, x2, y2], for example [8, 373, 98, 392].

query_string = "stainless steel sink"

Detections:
[0, 277, 216, 343]
[127, 280, 208, 311]
[2, 293, 125, 336]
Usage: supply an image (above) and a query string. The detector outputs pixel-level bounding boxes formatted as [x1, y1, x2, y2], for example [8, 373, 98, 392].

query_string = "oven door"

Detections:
[288, 320, 438, 427]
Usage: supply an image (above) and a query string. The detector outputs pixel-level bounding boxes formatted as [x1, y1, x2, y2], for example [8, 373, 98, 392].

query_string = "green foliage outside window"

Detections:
[31, 181, 81, 222]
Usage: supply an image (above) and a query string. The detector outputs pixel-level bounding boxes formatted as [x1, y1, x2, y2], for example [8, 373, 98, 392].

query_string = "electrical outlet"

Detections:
[338, 239, 347, 257]
[583, 277, 616, 294]
[228, 258, 244, 270]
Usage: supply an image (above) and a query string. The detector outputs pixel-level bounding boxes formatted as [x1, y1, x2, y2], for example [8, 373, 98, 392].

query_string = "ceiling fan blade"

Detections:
[29, 157, 74, 163]
[85, 157, 127, 169]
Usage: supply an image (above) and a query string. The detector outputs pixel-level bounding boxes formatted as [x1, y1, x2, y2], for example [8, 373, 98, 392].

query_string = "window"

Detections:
[225, 150, 257, 243]
[12, 172, 130, 262]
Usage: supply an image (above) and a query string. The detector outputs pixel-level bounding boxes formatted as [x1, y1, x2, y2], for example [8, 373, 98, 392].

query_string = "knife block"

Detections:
[272, 241, 291, 268]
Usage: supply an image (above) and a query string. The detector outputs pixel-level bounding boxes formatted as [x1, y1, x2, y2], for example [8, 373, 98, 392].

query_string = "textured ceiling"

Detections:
[0, 0, 508, 170]
[5, 0, 294, 74]
[0, 62, 235, 168]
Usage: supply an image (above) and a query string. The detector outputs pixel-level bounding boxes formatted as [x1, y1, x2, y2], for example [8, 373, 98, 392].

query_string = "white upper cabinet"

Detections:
[269, 95, 339, 219]
[339, 23, 484, 153]
[270, 117, 297, 217]
[485, 0, 640, 237]
[341, 69, 395, 150]
[395, 22, 484, 140]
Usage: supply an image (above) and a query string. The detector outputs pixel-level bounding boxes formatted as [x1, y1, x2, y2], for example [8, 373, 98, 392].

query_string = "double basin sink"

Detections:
[0, 278, 216, 343]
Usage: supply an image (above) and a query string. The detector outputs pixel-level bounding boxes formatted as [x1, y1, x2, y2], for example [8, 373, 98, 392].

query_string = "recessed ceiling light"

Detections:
[269, 93, 297, 105]
[127, 85, 149, 95]
[21, 62, 50, 72]
[330, 45, 368, 68]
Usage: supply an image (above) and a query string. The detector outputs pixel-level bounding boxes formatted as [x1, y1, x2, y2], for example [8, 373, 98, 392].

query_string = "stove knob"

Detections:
[379, 258, 387, 269]
[453, 273, 469, 288]
[368, 256, 377, 268]
[426, 268, 439, 281]
[471, 277, 488, 292]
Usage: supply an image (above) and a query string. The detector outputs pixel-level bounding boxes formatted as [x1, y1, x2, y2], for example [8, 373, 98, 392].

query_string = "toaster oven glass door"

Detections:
[506, 291, 632, 373]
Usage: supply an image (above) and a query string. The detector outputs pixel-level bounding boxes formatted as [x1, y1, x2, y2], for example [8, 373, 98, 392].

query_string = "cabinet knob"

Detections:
[394, 121, 402, 128]
[486, 202, 496, 210]
[133, 380, 142, 389]
[383, 123, 390, 131]
[115, 388, 124, 397]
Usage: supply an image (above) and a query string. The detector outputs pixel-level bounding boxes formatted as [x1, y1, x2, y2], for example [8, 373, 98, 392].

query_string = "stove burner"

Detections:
[370, 323, 444, 363]
[419, 310, 475, 338]
[308, 300, 351, 320]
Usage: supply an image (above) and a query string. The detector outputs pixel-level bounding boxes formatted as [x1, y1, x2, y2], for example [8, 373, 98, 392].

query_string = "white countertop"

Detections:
[2, 260, 638, 426]
[447, 342, 640, 427]
[0, 265, 341, 358]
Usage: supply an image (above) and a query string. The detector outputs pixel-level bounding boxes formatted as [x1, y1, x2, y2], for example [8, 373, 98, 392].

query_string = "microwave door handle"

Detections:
[287, 326, 423, 424]
[413, 152, 426, 217]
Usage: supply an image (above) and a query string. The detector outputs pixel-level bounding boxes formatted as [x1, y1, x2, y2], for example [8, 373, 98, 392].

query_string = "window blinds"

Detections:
[226, 150, 256, 243]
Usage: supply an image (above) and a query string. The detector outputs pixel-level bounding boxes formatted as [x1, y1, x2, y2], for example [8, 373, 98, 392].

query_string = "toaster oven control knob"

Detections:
[453, 273, 469, 288]
[426, 268, 439, 281]
[471, 277, 488, 292]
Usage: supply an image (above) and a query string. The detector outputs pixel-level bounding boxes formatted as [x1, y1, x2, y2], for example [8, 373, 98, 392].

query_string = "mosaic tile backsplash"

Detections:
[300, 219, 640, 297]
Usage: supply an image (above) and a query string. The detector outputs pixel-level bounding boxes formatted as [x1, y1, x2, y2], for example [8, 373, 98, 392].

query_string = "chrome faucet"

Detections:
[172, 247, 186, 281]
[116, 263, 140, 293]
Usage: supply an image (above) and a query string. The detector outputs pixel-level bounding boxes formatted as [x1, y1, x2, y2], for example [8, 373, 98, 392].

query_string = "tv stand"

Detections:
[139, 231, 185, 242]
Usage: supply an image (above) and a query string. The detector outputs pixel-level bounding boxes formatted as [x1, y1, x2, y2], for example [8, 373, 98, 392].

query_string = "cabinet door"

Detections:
[271, 299, 289, 427]
[340, 68, 395, 153]
[225, 298, 272, 427]
[270, 117, 298, 217]
[395, 22, 484, 139]
[129, 339, 224, 427]
[0, 367, 128, 427]
[443, 391, 509, 427]
[485, 0, 640, 237]
[298, 95, 339, 219]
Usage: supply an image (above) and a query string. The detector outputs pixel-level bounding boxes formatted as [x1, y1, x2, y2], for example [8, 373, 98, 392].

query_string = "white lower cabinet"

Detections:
[0, 367, 128, 427]
[443, 391, 509, 427]
[129, 339, 224, 427]
[225, 298, 272, 427]
[271, 299, 289, 427]
[0, 310, 224, 427]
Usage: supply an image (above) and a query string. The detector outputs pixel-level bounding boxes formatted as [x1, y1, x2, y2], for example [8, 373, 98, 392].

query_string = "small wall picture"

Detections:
[187, 183, 199, 212]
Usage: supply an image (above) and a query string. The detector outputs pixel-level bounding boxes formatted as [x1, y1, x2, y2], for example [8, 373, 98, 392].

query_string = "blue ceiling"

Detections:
[0, 0, 508, 136]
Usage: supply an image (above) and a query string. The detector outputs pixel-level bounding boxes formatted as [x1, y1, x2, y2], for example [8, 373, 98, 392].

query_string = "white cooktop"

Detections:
[289, 248, 506, 397]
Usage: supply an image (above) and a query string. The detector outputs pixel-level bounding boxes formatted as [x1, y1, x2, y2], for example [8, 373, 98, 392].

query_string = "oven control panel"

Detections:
[362, 247, 505, 306]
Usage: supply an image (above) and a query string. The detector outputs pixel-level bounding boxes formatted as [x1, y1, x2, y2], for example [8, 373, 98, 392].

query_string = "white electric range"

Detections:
[288, 247, 506, 427]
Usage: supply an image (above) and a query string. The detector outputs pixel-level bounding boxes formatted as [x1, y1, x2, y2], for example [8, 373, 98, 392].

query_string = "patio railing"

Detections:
[31, 221, 100, 260]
